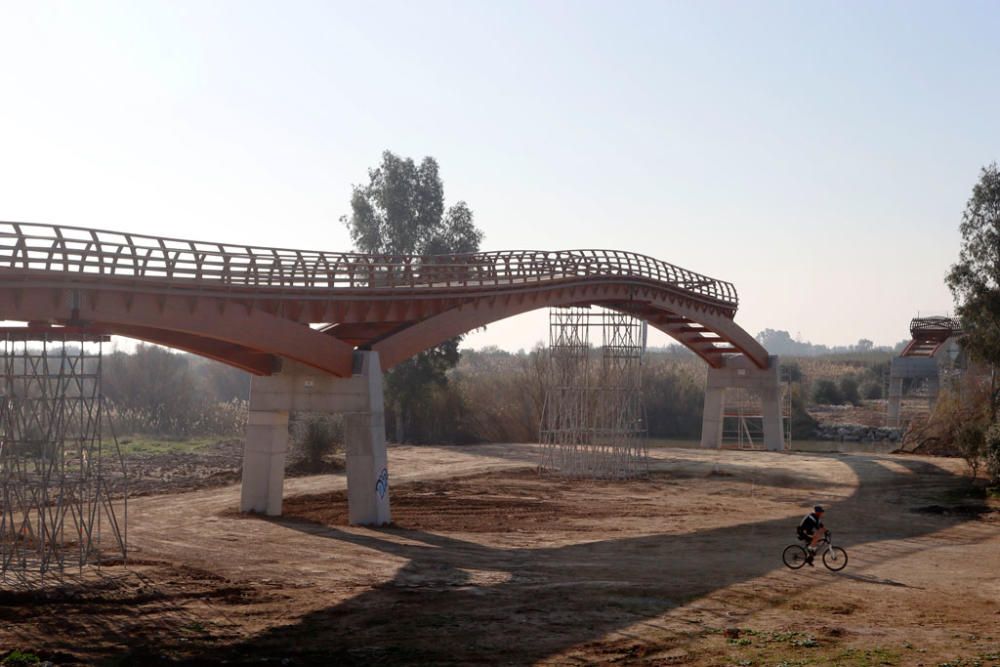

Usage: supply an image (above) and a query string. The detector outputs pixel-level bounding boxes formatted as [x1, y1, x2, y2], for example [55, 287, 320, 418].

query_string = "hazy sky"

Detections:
[2, 1, 997, 352]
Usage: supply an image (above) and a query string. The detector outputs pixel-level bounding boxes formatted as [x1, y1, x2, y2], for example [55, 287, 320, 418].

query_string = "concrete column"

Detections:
[926, 376, 940, 412]
[700, 386, 724, 448]
[240, 410, 290, 515]
[701, 355, 784, 451]
[344, 351, 390, 525]
[759, 385, 783, 451]
[886, 376, 903, 428]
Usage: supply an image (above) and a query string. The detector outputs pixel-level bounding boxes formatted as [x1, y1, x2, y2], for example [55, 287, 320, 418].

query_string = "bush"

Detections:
[780, 361, 803, 383]
[955, 422, 987, 478]
[643, 363, 704, 438]
[860, 381, 883, 400]
[108, 398, 247, 438]
[2, 651, 41, 666]
[451, 348, 545, 443]
[986, 423, 1000, 486]
[299, 417, 339, 471]
[838, 377, 861, 406]
[103, 345, 250, 438]
[812, 379, 843, 405]
[789, 385, 818, 439]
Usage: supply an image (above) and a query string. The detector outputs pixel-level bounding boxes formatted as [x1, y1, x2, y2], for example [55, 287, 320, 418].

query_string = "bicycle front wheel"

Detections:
[822, 546, 848, 571]
[782, 544, 808, 569]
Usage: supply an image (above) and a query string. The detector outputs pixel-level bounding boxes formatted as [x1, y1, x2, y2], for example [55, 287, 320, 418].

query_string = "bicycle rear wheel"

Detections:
[822, 546, 848, 571]
[782, 544, 808, 569]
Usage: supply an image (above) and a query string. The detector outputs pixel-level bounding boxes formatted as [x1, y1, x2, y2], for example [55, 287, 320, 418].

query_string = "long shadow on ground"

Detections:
[49, 454, 994, 665]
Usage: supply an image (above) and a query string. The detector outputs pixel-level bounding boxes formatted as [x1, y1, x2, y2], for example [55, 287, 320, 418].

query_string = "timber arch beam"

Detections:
[370, 281, 769, 371]
[0, 285, 354, 376]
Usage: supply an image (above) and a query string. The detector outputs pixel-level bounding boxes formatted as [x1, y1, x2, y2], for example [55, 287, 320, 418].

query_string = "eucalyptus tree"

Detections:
[342, 151, 484, 441]
[946, 162, 1000, 417]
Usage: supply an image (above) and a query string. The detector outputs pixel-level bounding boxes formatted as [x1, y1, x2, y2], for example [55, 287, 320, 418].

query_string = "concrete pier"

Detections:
[886, 356, 940, 428]
[239, 351, 390, 525]
[701, 355, 784, 451]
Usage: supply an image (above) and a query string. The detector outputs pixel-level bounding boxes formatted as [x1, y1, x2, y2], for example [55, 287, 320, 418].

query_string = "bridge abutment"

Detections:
[700, 355, 784, 451]
[239, 351, 391, 525]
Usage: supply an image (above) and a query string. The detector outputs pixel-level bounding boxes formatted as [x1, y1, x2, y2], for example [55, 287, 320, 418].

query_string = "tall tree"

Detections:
[341, 150, 483, 441]
[946, 162, 1000, 415]
[343, 151, 480, 256]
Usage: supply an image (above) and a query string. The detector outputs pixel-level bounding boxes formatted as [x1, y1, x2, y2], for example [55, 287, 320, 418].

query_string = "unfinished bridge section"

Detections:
[887, 316, 964, 428]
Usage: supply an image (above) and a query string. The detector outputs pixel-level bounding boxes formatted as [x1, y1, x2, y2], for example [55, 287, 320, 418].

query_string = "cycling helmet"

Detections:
[814, 505, 826, 513]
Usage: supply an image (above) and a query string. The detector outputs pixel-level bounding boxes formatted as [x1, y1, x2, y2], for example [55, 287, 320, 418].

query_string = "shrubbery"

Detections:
[103, 344, 249, 437]
[293, 416, 342, 471]
[921, 375, 1000, 487]
[860, 381, 883, 400]
[838, 378, 861, 406]
[812, 379, 843, 405]
[98, 344, 909, 447]
[376, 347, 720, 444]
[789, 386, 819, 439]
[643, 361, 705, 439]
[955, 422, 987, 479]
[986, 423, 1000, 486]
[951, 419, 1000, 487]
[810, 375, 868, 406]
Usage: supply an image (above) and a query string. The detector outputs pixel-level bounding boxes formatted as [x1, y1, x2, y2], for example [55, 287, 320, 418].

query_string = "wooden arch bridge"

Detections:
[0, 221, 781, 523]
[0, 222, 769, 374]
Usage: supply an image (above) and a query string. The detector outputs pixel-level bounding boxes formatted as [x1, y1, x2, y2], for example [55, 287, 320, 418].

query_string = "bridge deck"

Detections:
[0, 222, 768, 375]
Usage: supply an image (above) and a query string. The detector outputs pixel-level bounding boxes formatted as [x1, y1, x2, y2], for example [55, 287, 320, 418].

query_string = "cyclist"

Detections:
[796, 505, 827, 566]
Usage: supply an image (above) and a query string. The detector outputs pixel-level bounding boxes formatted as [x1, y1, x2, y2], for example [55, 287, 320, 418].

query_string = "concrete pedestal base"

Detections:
[700, 355, 784, 451]
[240, 411, 290, 516]
[239, 351, 391, 525]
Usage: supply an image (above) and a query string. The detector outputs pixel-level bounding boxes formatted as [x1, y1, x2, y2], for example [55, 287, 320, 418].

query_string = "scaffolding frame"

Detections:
[0, 330, 127, 583]
[539, 307, 648, 478]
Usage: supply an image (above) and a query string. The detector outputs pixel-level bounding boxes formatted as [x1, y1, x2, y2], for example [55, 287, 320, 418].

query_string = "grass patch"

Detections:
[2, 651, 41, 666]
[727, 629, 820, 648]
[117, 435, 223, 456]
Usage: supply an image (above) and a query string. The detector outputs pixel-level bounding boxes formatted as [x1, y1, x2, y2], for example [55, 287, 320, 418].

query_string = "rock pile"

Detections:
[813, 423, 902, 442]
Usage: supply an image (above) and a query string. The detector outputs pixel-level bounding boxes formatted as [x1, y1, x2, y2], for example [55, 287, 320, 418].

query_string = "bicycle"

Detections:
[782, 531, 848, 571]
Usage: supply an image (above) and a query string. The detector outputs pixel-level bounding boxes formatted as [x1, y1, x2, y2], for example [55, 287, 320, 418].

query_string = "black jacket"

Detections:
[797, 512, 823, 539]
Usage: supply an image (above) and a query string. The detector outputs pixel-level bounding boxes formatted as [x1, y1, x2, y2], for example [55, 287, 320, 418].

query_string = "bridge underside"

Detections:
[0, 275, 769, 377]
[0, 276, 782, 524]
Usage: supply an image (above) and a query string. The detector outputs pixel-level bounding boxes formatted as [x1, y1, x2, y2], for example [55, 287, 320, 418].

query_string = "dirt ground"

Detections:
[1, 444, 998, 666]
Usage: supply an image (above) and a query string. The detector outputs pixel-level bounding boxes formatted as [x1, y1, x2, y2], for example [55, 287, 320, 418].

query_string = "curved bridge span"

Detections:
[0, 221, 782, 523]
[0, 222, 768, 374]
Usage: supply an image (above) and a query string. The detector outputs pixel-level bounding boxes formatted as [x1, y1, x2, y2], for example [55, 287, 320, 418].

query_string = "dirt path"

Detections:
[1, 444, 997, 666]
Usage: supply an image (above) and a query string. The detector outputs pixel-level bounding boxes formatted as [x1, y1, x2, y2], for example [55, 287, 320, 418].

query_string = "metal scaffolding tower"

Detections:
[539, 307, 648, 478]
[0, 329, 127, 583]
